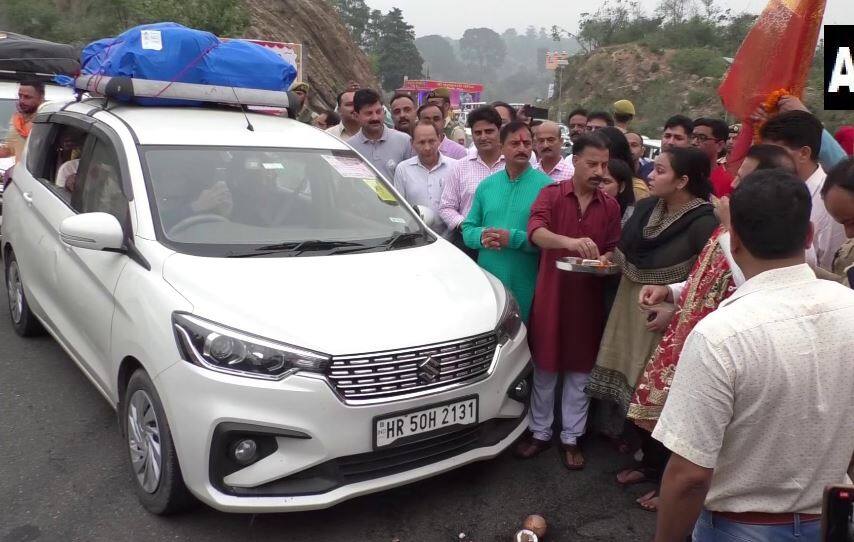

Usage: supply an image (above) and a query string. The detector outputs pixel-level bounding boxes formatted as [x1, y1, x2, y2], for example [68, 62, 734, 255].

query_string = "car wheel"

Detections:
[4, 250, 43, 337]
[124, 369, 194, 515]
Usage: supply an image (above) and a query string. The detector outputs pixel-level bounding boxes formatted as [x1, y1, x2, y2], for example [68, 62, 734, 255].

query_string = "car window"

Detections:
[71, 137, 129, 228]
[26, 122, 88, 203]
[0, 99, 15, 141]
[141, 146, 427, 256]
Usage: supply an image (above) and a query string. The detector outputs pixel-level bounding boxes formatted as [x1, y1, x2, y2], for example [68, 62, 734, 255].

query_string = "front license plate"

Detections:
[374, 396, 478, 449]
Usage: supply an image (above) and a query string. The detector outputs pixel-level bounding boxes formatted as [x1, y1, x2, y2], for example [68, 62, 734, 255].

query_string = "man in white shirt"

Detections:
[416, 102, 468, 160]
[325, 90, 360, 140]
[652, 169, 854, 542]
[394, 120, 457, 237]
[533, 121, 574, 182]
[761, 111, 847, 270]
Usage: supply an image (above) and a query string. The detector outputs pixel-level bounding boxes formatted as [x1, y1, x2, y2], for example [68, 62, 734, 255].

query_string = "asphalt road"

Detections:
[0, 279, 656, 542]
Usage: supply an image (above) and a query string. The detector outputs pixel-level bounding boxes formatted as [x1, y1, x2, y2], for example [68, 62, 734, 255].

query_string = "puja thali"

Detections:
[556, 257, 621, 276]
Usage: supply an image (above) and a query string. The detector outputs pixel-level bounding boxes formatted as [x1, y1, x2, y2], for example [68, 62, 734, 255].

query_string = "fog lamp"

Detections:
[232, 439, 258, 465]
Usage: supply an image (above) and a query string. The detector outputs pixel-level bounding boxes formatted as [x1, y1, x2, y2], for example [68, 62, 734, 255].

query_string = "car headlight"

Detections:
[173, 313, 330, 380]
[496, 289, 522, 346]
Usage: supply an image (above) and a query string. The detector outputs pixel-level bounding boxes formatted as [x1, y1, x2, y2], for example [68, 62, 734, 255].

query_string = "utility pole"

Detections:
[556, 58, 568, 123]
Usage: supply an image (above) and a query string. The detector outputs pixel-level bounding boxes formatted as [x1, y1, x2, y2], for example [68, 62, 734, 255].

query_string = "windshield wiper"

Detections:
[382, 231, 427, 251]
[227, 240, 367, 258]
[260, 240, 364, 252]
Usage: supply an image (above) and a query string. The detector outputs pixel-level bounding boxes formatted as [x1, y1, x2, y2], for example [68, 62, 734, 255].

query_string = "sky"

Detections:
[364, 0, 850, 39]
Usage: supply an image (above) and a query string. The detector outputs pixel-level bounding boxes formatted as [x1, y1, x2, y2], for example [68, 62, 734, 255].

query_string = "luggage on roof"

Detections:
[80, 22, 298, 106]
[0, 31, 80, 78]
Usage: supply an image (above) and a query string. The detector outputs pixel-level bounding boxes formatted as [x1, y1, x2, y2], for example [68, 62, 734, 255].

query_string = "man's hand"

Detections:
[777, 95, 809, 114]
[492, 229, 510, 248]
[191, 181, 233, 216]
[65, 173, 78, 192]
[481, 228, 510, 249]
[654, 454, 713, 542]
[749, 106, 769, 124]
[566, 237, 600, 259]
[639, 285, 671, 307]
[481, 228, 501, 250]
[750, 95, 810, 125]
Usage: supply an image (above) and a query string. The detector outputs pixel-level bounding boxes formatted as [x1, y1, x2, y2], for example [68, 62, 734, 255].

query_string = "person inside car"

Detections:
[55, 129, 86, 192]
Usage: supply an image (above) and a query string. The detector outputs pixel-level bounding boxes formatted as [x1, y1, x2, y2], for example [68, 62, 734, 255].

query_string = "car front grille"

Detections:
[327, 332, 498, 404]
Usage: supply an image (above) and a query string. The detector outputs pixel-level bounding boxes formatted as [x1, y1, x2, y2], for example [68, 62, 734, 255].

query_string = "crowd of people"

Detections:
[4, 76, 854, 541]
[304, 81, 854, 541]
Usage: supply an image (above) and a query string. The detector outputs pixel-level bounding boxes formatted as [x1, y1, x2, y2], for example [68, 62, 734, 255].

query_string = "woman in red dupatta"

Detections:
[628, 226, 734, 430]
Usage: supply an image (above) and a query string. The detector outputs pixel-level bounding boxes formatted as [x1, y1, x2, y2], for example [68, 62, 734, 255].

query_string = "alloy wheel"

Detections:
[7, 260, 23, 324]
[127, 389, 163, 494]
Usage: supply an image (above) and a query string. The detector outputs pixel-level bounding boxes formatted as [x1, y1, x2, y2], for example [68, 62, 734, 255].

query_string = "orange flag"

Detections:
[718, 0, 827, 173]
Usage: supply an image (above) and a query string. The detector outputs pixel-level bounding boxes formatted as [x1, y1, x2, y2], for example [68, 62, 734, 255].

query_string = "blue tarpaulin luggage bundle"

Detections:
[81, 22, 297, 106]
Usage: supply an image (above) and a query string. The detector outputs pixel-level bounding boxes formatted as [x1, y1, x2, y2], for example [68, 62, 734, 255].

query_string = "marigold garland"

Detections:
[753, 88, 792, 142]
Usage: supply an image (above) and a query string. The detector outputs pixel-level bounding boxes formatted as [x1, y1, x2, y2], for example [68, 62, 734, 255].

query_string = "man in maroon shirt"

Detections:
[514, 134, 622, 469]
[693, 117, 734, 198]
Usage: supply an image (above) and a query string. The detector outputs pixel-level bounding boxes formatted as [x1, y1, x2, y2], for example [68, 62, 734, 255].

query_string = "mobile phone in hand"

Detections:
[821, 484, 854, 541]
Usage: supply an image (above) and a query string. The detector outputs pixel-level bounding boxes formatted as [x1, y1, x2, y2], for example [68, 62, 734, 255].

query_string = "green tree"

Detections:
[331, 0, 370, 47]
[415, 35, 461, 80]
[459, 27, 506, 77]
[375, 8, 423, 90]
[363, 9, 384, 53]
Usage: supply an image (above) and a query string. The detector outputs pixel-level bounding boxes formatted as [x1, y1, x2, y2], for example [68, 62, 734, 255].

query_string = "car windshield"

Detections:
[0, 99, 16, 141]
[141, 146, 429, 257]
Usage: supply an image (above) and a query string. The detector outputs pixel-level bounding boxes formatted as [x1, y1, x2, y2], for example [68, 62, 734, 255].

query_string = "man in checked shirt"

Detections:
[439, 105, 506, 259]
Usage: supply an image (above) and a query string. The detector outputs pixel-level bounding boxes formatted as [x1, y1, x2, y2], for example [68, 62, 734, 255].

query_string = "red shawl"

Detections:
[627, 226, 736, 431]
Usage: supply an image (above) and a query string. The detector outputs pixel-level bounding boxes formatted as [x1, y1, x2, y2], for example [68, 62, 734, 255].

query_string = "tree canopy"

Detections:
[332, 0, 424, 91]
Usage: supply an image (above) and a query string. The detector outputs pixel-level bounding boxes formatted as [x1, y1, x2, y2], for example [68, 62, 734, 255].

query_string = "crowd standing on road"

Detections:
[5, 71, 854, 541]
[323, 82, 853, 541]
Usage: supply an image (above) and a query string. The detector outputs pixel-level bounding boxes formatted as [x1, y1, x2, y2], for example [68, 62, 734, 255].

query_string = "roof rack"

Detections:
[0, 69, 68, 84]
[75, 74, 297, 109]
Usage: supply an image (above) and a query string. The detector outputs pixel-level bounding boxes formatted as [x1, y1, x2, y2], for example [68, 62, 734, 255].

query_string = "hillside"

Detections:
[553, 41, 846, 135]
[243, 0, 380, 110]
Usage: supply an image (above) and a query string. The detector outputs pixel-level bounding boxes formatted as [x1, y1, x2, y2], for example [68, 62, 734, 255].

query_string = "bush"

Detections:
[671, 48, 727, 78]
[650, 62, 660, 73]
[687, 89, 709, 107]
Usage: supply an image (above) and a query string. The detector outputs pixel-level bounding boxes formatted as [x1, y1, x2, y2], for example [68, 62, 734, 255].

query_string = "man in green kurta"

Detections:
[462, 120, 552, 321]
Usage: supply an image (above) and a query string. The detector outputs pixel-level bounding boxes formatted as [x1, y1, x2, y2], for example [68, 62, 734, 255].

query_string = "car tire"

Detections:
[124, 369, 195, 515]
[4, 250, 44, 337]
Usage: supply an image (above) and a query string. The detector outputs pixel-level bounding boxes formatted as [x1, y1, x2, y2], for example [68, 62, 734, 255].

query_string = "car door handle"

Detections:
[22, 192, 34, 204]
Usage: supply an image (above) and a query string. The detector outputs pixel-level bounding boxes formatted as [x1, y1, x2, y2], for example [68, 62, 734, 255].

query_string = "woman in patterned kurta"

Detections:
[461, 133, 552, 322]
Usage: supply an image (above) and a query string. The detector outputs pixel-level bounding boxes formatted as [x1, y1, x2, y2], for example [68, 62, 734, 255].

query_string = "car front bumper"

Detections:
[155, 329, 531, 513]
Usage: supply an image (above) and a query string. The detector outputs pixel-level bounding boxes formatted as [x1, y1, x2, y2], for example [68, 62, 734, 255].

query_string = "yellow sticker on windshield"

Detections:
[362, 179, 397, 203]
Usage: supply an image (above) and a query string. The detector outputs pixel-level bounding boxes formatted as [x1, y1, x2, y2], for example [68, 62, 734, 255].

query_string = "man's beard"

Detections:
[18, 103, 37, 115]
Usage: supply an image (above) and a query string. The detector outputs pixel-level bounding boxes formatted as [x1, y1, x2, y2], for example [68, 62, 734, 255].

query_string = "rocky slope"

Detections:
[557, 43, 726, 134]
[556, 42, 843, 134]
[243, 0, 379, 110]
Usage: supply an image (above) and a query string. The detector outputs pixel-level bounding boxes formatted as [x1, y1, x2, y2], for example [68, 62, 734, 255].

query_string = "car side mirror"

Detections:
[60, 212, 125, 252]
[415, 204, 437, 228]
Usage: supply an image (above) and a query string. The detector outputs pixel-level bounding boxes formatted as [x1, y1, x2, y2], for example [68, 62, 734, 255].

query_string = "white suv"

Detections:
[2, 97, 532, 514]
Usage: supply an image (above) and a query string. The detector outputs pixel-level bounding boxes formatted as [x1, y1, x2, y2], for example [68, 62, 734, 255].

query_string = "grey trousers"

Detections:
[529, 367, 591, 445]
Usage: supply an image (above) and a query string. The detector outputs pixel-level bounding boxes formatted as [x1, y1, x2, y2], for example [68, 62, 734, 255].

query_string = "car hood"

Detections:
[162, 240, 503, 356]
